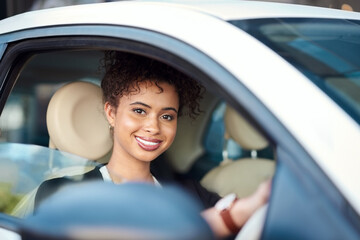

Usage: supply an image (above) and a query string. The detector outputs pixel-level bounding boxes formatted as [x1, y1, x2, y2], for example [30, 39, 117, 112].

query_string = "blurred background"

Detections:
[0, 0, 359, 20]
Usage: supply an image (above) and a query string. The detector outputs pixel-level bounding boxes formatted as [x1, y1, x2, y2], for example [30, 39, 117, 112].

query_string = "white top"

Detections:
[99, 165, 162, 187]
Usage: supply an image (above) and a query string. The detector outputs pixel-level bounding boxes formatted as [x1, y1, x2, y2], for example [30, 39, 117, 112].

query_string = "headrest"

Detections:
[46, 81, 112, 160]
[201, 159, 274, 198]
[224, 106, 268, 150]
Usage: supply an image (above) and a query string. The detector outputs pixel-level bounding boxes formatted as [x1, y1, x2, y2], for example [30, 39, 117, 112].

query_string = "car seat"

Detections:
[12, 81, 113, 218]
[200, 105, 275, 198]
[46, 81, 112, 162]
[165, 91, 220, 173]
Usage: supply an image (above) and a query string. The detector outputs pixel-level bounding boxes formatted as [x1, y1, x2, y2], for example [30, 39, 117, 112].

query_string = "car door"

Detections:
[0, 13, 359, 240]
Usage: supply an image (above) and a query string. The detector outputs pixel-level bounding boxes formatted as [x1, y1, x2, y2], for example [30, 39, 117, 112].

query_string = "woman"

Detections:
[36, 51, 271, 238]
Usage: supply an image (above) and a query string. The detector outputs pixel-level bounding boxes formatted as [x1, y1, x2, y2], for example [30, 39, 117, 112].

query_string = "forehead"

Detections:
[127, 80, 177, 96]
[120, 80, 179, 105]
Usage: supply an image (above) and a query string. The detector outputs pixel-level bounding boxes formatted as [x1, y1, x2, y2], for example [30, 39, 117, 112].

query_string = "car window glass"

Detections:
[230, 18, 360, 124]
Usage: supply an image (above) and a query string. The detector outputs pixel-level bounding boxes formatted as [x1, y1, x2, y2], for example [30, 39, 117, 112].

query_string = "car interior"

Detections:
[0, 49, 276, 223]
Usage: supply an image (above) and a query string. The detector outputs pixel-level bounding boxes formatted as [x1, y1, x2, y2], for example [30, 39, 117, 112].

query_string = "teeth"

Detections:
[136, 137, 159, 146]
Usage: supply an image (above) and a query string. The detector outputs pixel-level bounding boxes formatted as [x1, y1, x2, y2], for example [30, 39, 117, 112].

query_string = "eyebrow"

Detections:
[130, 101, 178, 113]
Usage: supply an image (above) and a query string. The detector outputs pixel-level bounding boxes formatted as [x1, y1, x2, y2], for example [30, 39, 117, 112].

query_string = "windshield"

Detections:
[230, 18, 360, 124]
[0, 143, 98, 218]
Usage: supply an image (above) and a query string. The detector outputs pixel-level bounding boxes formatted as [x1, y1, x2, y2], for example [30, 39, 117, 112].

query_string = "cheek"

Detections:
[116, 114, 140, 132]
[163, 122, 177, 143]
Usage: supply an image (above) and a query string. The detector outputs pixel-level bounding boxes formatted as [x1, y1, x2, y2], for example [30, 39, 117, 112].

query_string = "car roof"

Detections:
[0, 0, 360, 36]
[145, 0, 360, 20]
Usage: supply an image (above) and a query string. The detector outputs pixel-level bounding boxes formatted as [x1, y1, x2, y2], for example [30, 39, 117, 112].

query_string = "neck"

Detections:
[106, 153, 153, 183]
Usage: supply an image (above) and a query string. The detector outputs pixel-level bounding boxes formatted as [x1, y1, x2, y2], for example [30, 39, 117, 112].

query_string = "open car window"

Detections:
[0, 47, 276, 221]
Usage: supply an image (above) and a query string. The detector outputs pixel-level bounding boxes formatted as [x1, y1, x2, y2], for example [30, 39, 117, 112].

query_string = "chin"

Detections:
[136, 153, 161, 163]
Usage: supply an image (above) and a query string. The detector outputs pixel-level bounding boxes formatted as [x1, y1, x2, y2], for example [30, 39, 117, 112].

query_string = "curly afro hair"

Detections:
[101, 51, 204, 119]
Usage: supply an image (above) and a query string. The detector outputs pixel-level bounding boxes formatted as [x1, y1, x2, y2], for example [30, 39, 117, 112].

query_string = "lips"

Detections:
[135, 136, 162, 151]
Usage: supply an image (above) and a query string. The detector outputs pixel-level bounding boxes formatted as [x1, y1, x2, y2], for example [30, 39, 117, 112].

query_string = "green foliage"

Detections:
[0, 183, 22, 214]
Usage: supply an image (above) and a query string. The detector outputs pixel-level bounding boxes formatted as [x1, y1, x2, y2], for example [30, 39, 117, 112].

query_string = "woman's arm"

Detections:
[201, 179, 272, 238]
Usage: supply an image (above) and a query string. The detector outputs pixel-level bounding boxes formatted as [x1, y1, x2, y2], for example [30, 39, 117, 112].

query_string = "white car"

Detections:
[0, 1, 359, 239]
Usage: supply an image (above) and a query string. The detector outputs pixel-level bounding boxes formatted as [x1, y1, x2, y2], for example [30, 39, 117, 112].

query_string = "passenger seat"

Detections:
[200, 106, 275, 198]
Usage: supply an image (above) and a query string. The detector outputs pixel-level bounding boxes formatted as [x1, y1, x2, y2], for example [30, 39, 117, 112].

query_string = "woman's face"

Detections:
[105, 80, 179, 163]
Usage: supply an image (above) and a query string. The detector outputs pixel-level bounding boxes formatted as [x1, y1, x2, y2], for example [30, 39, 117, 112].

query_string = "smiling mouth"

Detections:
[135, 137, 162, 151]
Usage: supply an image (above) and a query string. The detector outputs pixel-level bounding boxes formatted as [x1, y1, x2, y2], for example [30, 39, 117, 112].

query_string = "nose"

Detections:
[143, 115, 160, 134]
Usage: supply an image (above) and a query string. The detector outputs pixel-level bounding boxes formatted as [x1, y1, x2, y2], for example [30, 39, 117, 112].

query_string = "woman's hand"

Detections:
[201, 179, 272, 238]
[230, 179, 272, 230]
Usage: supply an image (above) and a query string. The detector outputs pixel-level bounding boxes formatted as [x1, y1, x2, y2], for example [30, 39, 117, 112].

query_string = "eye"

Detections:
[133, 108, 146, 115]
[161, 114, 174, 121]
